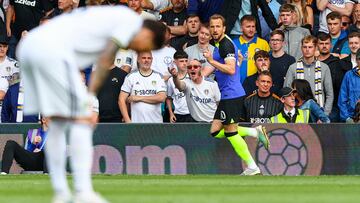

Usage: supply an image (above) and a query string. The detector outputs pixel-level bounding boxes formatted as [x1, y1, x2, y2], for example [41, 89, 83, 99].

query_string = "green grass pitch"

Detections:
[1, 175, 360, 203]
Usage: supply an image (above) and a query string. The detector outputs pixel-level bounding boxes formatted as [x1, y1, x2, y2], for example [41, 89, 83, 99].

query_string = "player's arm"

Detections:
[201, 66, 215, 77]
[89, 40, 119, 94]
[204, 51, 236, 75]
[128, 92, 166, 104]
[119, 91, 131, 123]
[6, 4, 14, 37]
[203, 43, 238, 75]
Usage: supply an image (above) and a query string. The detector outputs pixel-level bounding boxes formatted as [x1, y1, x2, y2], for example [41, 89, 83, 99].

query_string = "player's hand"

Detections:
[169, 113, 177, 123]
[203, 48, 213, 62]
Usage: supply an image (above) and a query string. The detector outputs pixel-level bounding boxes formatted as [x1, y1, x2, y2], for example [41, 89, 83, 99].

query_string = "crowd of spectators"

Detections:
[0, 0, 360, 125]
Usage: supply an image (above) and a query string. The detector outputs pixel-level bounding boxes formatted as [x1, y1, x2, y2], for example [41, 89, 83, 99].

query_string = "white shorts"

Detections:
[17, 35, 91, 118]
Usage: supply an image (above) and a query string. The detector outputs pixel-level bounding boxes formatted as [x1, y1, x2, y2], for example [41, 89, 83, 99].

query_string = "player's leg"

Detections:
[45, 119, 72, 199]
[66, 69, 108, 203]
[222, 123, 259, 174]
[69, 121, 94, 195]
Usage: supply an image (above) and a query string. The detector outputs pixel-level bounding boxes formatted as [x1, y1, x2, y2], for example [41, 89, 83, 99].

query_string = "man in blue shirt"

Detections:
[203, 14, 269, 176]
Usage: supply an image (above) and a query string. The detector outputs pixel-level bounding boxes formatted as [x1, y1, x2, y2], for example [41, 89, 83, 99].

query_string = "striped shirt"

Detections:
[243, 92, 283, 123]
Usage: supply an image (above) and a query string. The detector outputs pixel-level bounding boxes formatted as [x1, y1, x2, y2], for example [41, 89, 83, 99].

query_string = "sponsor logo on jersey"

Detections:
[14, 0, 36, 6]
[112, 78, 119, 83]
[189, 93, 212, 104]
[134, 89, 157, 96]
[259, 105, 265, 116]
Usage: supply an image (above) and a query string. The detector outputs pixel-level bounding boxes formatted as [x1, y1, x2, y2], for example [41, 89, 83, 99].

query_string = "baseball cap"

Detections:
[278, 87, 296, 98]
[356, 49, 360, 60]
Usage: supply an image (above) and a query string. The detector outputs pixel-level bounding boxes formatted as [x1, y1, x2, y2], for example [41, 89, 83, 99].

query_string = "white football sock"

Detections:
[45, 120, 70, 196]
[69, 122, 94, 194]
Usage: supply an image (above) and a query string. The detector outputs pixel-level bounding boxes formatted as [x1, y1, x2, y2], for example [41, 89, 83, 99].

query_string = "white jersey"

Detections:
[114, 49, 138, 70]
[21, 6, 143, 69]
[167, 75, 190, 115]
[0, 56, 20, 86]
[151, 46, 176, 77]
[183, 77, 220, 122]
[121, 70, 167, 123]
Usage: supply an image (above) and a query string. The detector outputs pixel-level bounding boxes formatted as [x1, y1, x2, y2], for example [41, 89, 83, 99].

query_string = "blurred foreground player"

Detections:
[16, 6, 166, 203]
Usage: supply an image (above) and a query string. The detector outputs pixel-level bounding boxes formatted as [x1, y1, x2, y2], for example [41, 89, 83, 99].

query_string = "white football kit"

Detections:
[167, 75, 190, 115]
[183, 77, 220, 122]
[121, 70, 166, 123]
[17, 6, 143, 118]
[0, 56, 20, 86]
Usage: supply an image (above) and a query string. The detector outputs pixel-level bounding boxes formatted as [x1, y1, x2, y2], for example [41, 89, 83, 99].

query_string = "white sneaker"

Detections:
[240, 167, 261, 176]
[74, 192, 109, 203]
[52, 194, 72, 203]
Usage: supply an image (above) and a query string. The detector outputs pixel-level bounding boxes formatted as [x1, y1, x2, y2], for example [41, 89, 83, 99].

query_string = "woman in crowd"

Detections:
[289, 0, 314, 30]
[292, 79, 330, 123]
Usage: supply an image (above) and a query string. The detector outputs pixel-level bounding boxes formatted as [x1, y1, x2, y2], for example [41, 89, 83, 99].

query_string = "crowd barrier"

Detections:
[0, 123, 359, 175]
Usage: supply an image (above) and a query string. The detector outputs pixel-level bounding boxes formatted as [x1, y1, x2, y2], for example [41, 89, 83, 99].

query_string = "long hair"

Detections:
[354, 101, 360, 123]
[289, 0, 310, 25]
[291, 79, 316, 102]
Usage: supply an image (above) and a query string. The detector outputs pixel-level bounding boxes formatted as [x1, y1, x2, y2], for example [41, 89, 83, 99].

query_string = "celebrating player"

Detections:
[202, 14, 269, 175]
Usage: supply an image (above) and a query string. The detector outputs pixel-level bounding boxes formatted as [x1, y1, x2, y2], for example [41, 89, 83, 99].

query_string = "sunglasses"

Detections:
[187, 65, 201, 69]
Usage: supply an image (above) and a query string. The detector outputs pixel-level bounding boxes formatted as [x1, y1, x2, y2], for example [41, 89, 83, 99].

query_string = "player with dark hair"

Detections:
[17, 6, 166, 203]
[202, 14, 269, 176]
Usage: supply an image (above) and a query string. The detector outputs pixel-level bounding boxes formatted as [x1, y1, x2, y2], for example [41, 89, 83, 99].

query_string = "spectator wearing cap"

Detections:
[338, 49, 360, 123]
[243, 50, 270, 96]
[271, 87, 310, 123]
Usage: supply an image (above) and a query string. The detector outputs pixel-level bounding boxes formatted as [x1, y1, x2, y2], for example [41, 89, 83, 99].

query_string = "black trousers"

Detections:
[1, 140, 47, 173]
